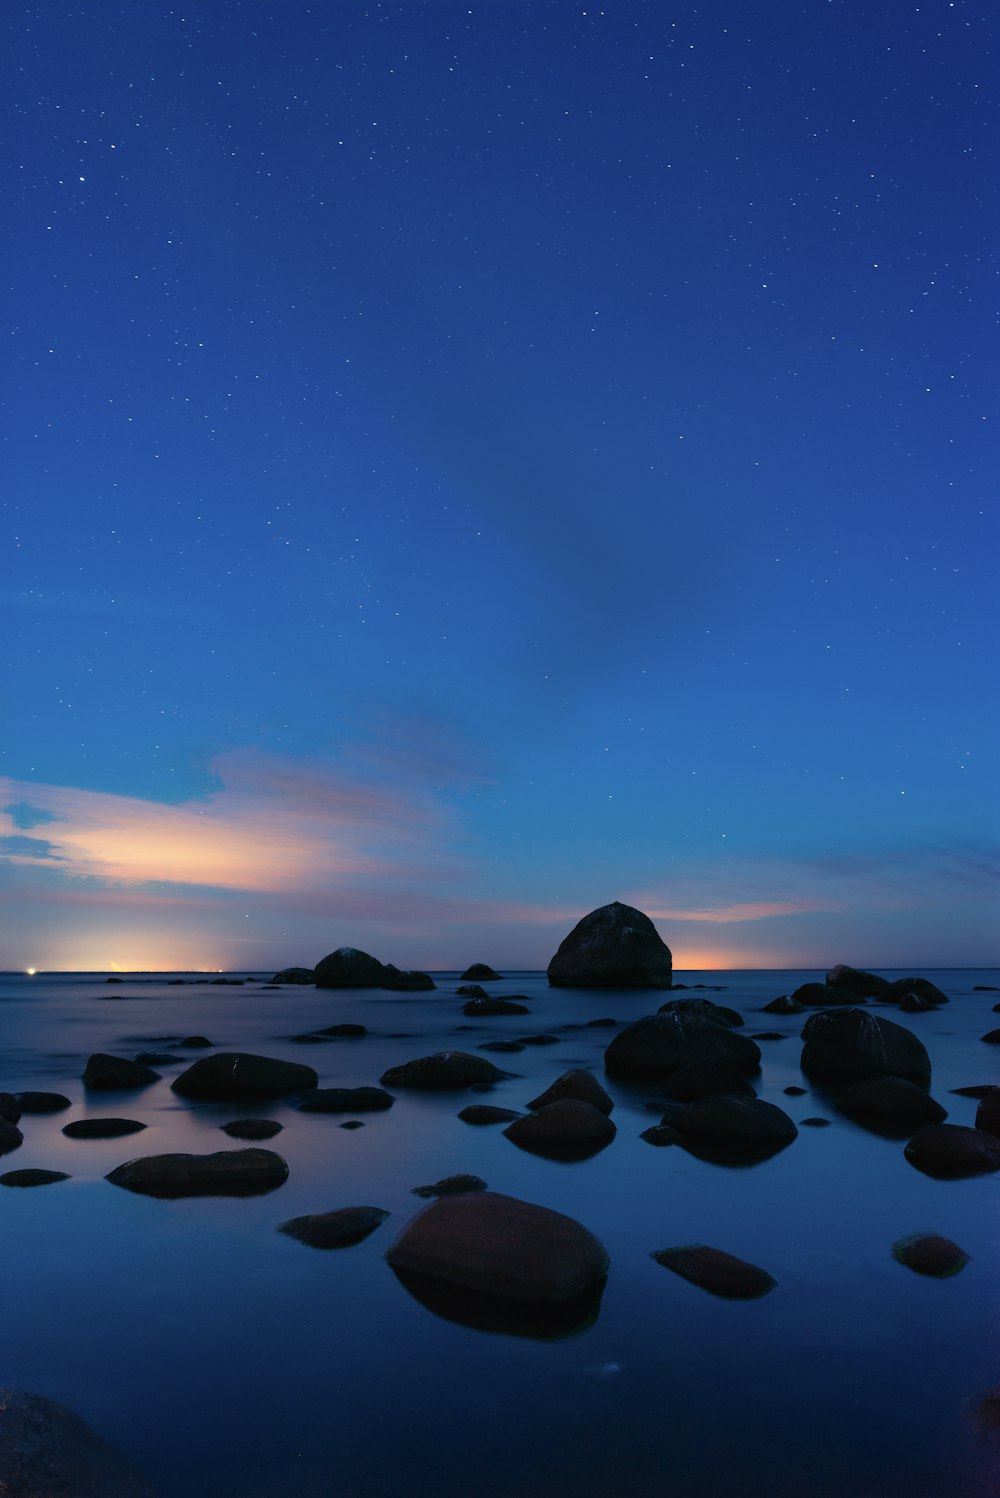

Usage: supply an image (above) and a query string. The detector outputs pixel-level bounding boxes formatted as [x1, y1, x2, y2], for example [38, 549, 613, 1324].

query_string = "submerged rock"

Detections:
[503, 1100, 617, 1160]
[83, 1055, 160, 1090]
[292, 1087, 394, 1113]
[380, 1052, 508, 1090]
[171, 1052, 318, 1100]
[652, 1244, 776, 1299]
[904, 1124, 1000, 1179]
[107, 1148, 289, 1198]
[0, 1389, 158, 1497]
[892, 1233, 969, 1277]
[462, 997, 530, 1017]
[314, 947, 391, 988]
[279, 1205, 389, 1249]
[527, 1068, 614, 1116]
[800, 1010, 931, 1083]
[547, 901, 672, 989]
[604, 1012, 760, 1080]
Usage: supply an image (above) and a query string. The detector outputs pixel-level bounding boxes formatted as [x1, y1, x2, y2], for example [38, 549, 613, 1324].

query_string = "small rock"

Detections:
[640, 1125, 678, 1146]
[1, 1168, 71, 1187]
[974, 1089, 1000, 1137]
[380, 1052, 509, 1089]
[503, 1099, 616, 1160]
[652, 1245, 776, 1299]
[279, 1205, 389, 1248]
[456, 984, 489, 998]
[381, 970, 437, 991]
[315, 1023, 367, 1038]
[221, 1119, 283, 1140]
[178, 1035, 213, 1048]
[271, 967, 316, 984]
[14, 1091, 71, 1113]
[800, 1117, 831, 1128]
[516, 1034, 560, 1046]
[904, 1124, 1000, 1179]
[527, 1068, 614, 1115]
[479, 1040, 524, 1053]
[340, 1120, 364, 1129]
[292, 1087, 394, 1113]
[462, 997, 530, 1016]
[412, 1174, 488, 1198]
[460, 964, 503, 981]
[62, 1118, 146, 1139]
[0, 1122, 24, 1156]
[750, 1032, 786, 1041]
[784, 1086, 807, 1096]
[83, 1055, 160, 1090]
[458, 1105, 522, 1125]
[980, 1029, 1000, 1044]
[892, 1232, 969, 1277]
[761, 995, 803, 1015]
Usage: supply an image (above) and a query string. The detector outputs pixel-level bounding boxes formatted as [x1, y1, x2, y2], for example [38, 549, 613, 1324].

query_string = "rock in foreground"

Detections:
[380, 1052, 508, 1090]
[0, 1389, 158, 1497]
[837, 1076, 946, 1136]
[527, 1068, 614, 1115]
[903, 1124, 1000, 1179]
[652, 1245, 776, 1299]
[547, 901, 672, 989]
[605, 1012, 760, 1080]
[171, 1053, 318, 1100]
[666, 1096, 797, 1164]
[892, 1233, 969, 1277]
[800, 1010, 931, 1083]
[106, 1148, 289, 1198]
[503, 1100, 617, 1160]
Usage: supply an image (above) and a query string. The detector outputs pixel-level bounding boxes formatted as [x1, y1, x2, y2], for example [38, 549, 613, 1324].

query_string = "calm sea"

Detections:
[2, 967, 999, 1498]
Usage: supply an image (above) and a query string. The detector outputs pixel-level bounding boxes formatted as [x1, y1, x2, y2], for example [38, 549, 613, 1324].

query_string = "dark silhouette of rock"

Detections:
[527, 1068, 614, 1115]
[271, 967, 316, 984]
[134, 1052, 179, 1066]
[171, 1052, 318, 1100]
[458, 1104, 522, 1125]
[62, 1118, 146, 1139]
[800, 1116, 831, 1127]
[279, 1205, 389, 1248]
[892, 1232, 969, 1277]
[658, 997, 744, 1027]
[951, 1084, 995, 1098]
[885, 976, 949, 1005]
[14, 1091, 71, 1113]
[104, 977, 124, 984]
[750, 1032, 786, 1042]
[604, 1012, 761, 1080]
[314, 947, 391, 988]
[107, 1147, 289, 1198]
[221, 1118, 283, 1140]
[585, 1016, 619, 1027]
[0, 1122, 24, 1156]
[665, 1096, 797, 1164]
[503, 1100, 617, 1160]
[315, 1023, 367, 1037]
[380, 1052, 508, 1090]
[0, 1389, 158, 1497]
[517, 1034, 560, 1046]
[456, 984, 489, 998]
[975, 1089, 1000, 1137]
[640, 1125, 678, 1146]
[462, 997, 530, 1016]
[800, 1010, 931, 1083]
[460, 964, 503, 981]
[479, 1040, 524, 1053]
[981, 1028, 1000, 1044]
[784, 1085, 807, 1096]
[837, 1076, 947, 1136]
[547, 901, 672, 989]
[83, 1055, 161, 1090]
[381, 968, 437, 991]
[652, 1245, 776, 1299]
[826, 964, 895, 998]
[292, 1086, 394, 1113]
[413, 1174, 488, 1198]
[792, 982, 860, 1007]
[662, 1061, 757, 1103]
[1, 1169, 71, 1187]
[0, 1093, 21, 1124]
[904, 1124, 1000, 1179]
[976, 985, 1000, 991]
[762, 995, 804, 1014]
[178, 1035, 213, 1048]
[898, 994, 935, 1013]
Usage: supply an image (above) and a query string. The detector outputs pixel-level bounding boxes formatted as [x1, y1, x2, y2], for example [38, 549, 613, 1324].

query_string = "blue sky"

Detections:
[2, 1, 996, 971]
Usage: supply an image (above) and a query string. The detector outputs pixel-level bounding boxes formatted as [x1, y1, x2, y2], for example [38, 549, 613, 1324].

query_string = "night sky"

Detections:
[3, 1, 996, 972]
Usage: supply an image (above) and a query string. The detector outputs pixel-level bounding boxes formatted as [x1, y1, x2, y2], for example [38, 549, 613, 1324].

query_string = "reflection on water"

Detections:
[1, 968, 999, 1497]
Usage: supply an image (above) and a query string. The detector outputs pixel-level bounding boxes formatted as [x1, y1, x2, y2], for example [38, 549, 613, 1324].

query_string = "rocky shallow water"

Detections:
[2, 967, 1000, 1498]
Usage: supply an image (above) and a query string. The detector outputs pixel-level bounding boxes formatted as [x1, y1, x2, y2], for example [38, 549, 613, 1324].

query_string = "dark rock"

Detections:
[952, 1084, 996, 1098]
[837, 1076, 947, 1136]
[898, 993, 935, 1013]
[107, 1147, 289, 1198]
[792, 982, 860, 1007]
[658, 997, 744, 1027]
[279, 1205, 389, 1248]
[458, 1104, 522, 1125]
[385, 1190, 609, 1312]
[14, 1091, 71, 1113]
[784, 1085, 807, 1096]
[517, 1034, 560, 1046]
[83, 1055, 160, 1090]
[413, 1174, 488, 1198]
[104, 976, 124, 983]
[479, 1040, 524, 1053]
[381, 1052, 509, 1090]
[340, 1120, 364, 1129]
[316, 1023, 368, 1037]
[892, 1232, 969, 1277]
[0, 1123, 24, 1156]
[271, 967, 316, 984]
[640, 1125, 678, 1146]
[503, 1100, 617, 1160]
[974, 1089, 1000, 1137]
[904, 1124, 1000, 1179]
[826, 964, 895, 999]
[975, 1389, 1000, 1432]
[456, 984, 489, 998]
[290, 1033, 330, 1044]
[460, 964, 503, 981]
[1, 1169, 71, 1187]
[975, 985, 1000, 991]
[381, 970, 436, 991]
[604, 1012, 761, 1080]
[585, 1017, 619, 1028]
[652, 1245, 776, 1299]
[762, 995, 803, 1014]
[0, 1389, 158, 1497]
[0, 1093, 21, 1124]
[527, 1068, 614, 1115]
[751, 1032, 786, 1041]
[666, 1096, 798, 1164]
[221, 1118, 283, 1140]
[62, 1118, 146, 1139]
[980, 1029, 1000, 1044]
[662, 1061, 757, 1103]
[210, 977, 244, 985]
[168, 979, 186, 985]
[800, 1117, 831, 1127]
[171, 1052, 318, 1100]
[547, 901, 672, 989]
[292, 1086, 395, 1113]
[178, 1035, 213, 1048]
[800, 1010, 931, 1083]
[463, 997, 530, 1017]
[314, 947, 391, 989]
[885, 976, 949, 1005]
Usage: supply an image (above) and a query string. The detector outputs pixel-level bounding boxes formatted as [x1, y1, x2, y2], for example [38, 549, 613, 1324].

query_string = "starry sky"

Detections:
[2, 0, 996, 973]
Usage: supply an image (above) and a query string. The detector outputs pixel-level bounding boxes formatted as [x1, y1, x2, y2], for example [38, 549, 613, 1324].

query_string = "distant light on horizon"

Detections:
[26, 967, 37, 976]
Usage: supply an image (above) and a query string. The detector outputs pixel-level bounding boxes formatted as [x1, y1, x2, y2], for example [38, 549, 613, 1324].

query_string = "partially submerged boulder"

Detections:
[271, 967, 316, 985]
[380, 1052, 508, 1090]
[83, 1055, 160, 1090]
[220, 1119, 283, 1140]
[975, 1089, 1000, 1137]
[462, 997, 530, 1017]
[314, 947, 391, 988]
[503, 1100, 617, 1160]
[904, 1124, 1000, 1179]
[292, 1086, 394, 1113]
[381, 968, 436, 991]
[761, 995, 804, 1015]
[107, 1147, 289, 1198]
[527, 1068, 614, 1116]
[460, 964, 503, 981]
[800, 1010, 931, 1083]
[652, 1245, 776, 1299]
[412, 1174, 488, 1198]
[885, 976, 949, 1006]
[826, 964, 895, 999]
[892, 1233, 969, 1277]
[837, 1076, 946, 1136]
[604, 1012, 760, 1080]
[0, 1122, 24, 1156]
[548, 901, 672, 989]
[0, 1093, 21, 1124]
[13, 1091, 71, 1113]
[665, 1096, 797, 1164]
[0, 1389, 158, 1497]
[458, 1104, 522, 1125]
[658, 997, 744, 1028]
[279, 1205, 389, 1248]
[1, 1168, 71, 1187]
[171, 1052, 318, 1100]
[792, 982, 860, 1007]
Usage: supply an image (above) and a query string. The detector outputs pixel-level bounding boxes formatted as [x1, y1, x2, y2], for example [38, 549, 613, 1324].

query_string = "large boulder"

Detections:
[826, 964, 895, 999]
[380, 1051, 508, 1090]
[885, 976, 949, 1006]
[837, 1076, 947, 1136]
[106, 1147, 288, 1198]
[503, 1100, 617, 1160]
[380, 969, 436, 991]
[385, 1190, 609, 1333]
[83, 1055, 160, 1090]
[792, 982, 859, 1007]
[171, 1053, 317, 1100]
[462, 997, 530, 1017]
[271, 967, 316, 985]
[547, 902, 672, 989]
[800, 1010, 931, 1083]
[904, 1124, 1000, 1179]
[604, 1012, 760, 1080]
[664, 1096, 797, 1164]
[662, 1061, 756, 1103]
[0, 1389, 158, 1497]
[314, 947, 391, 988]
[527, 1068, 614, 1115]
